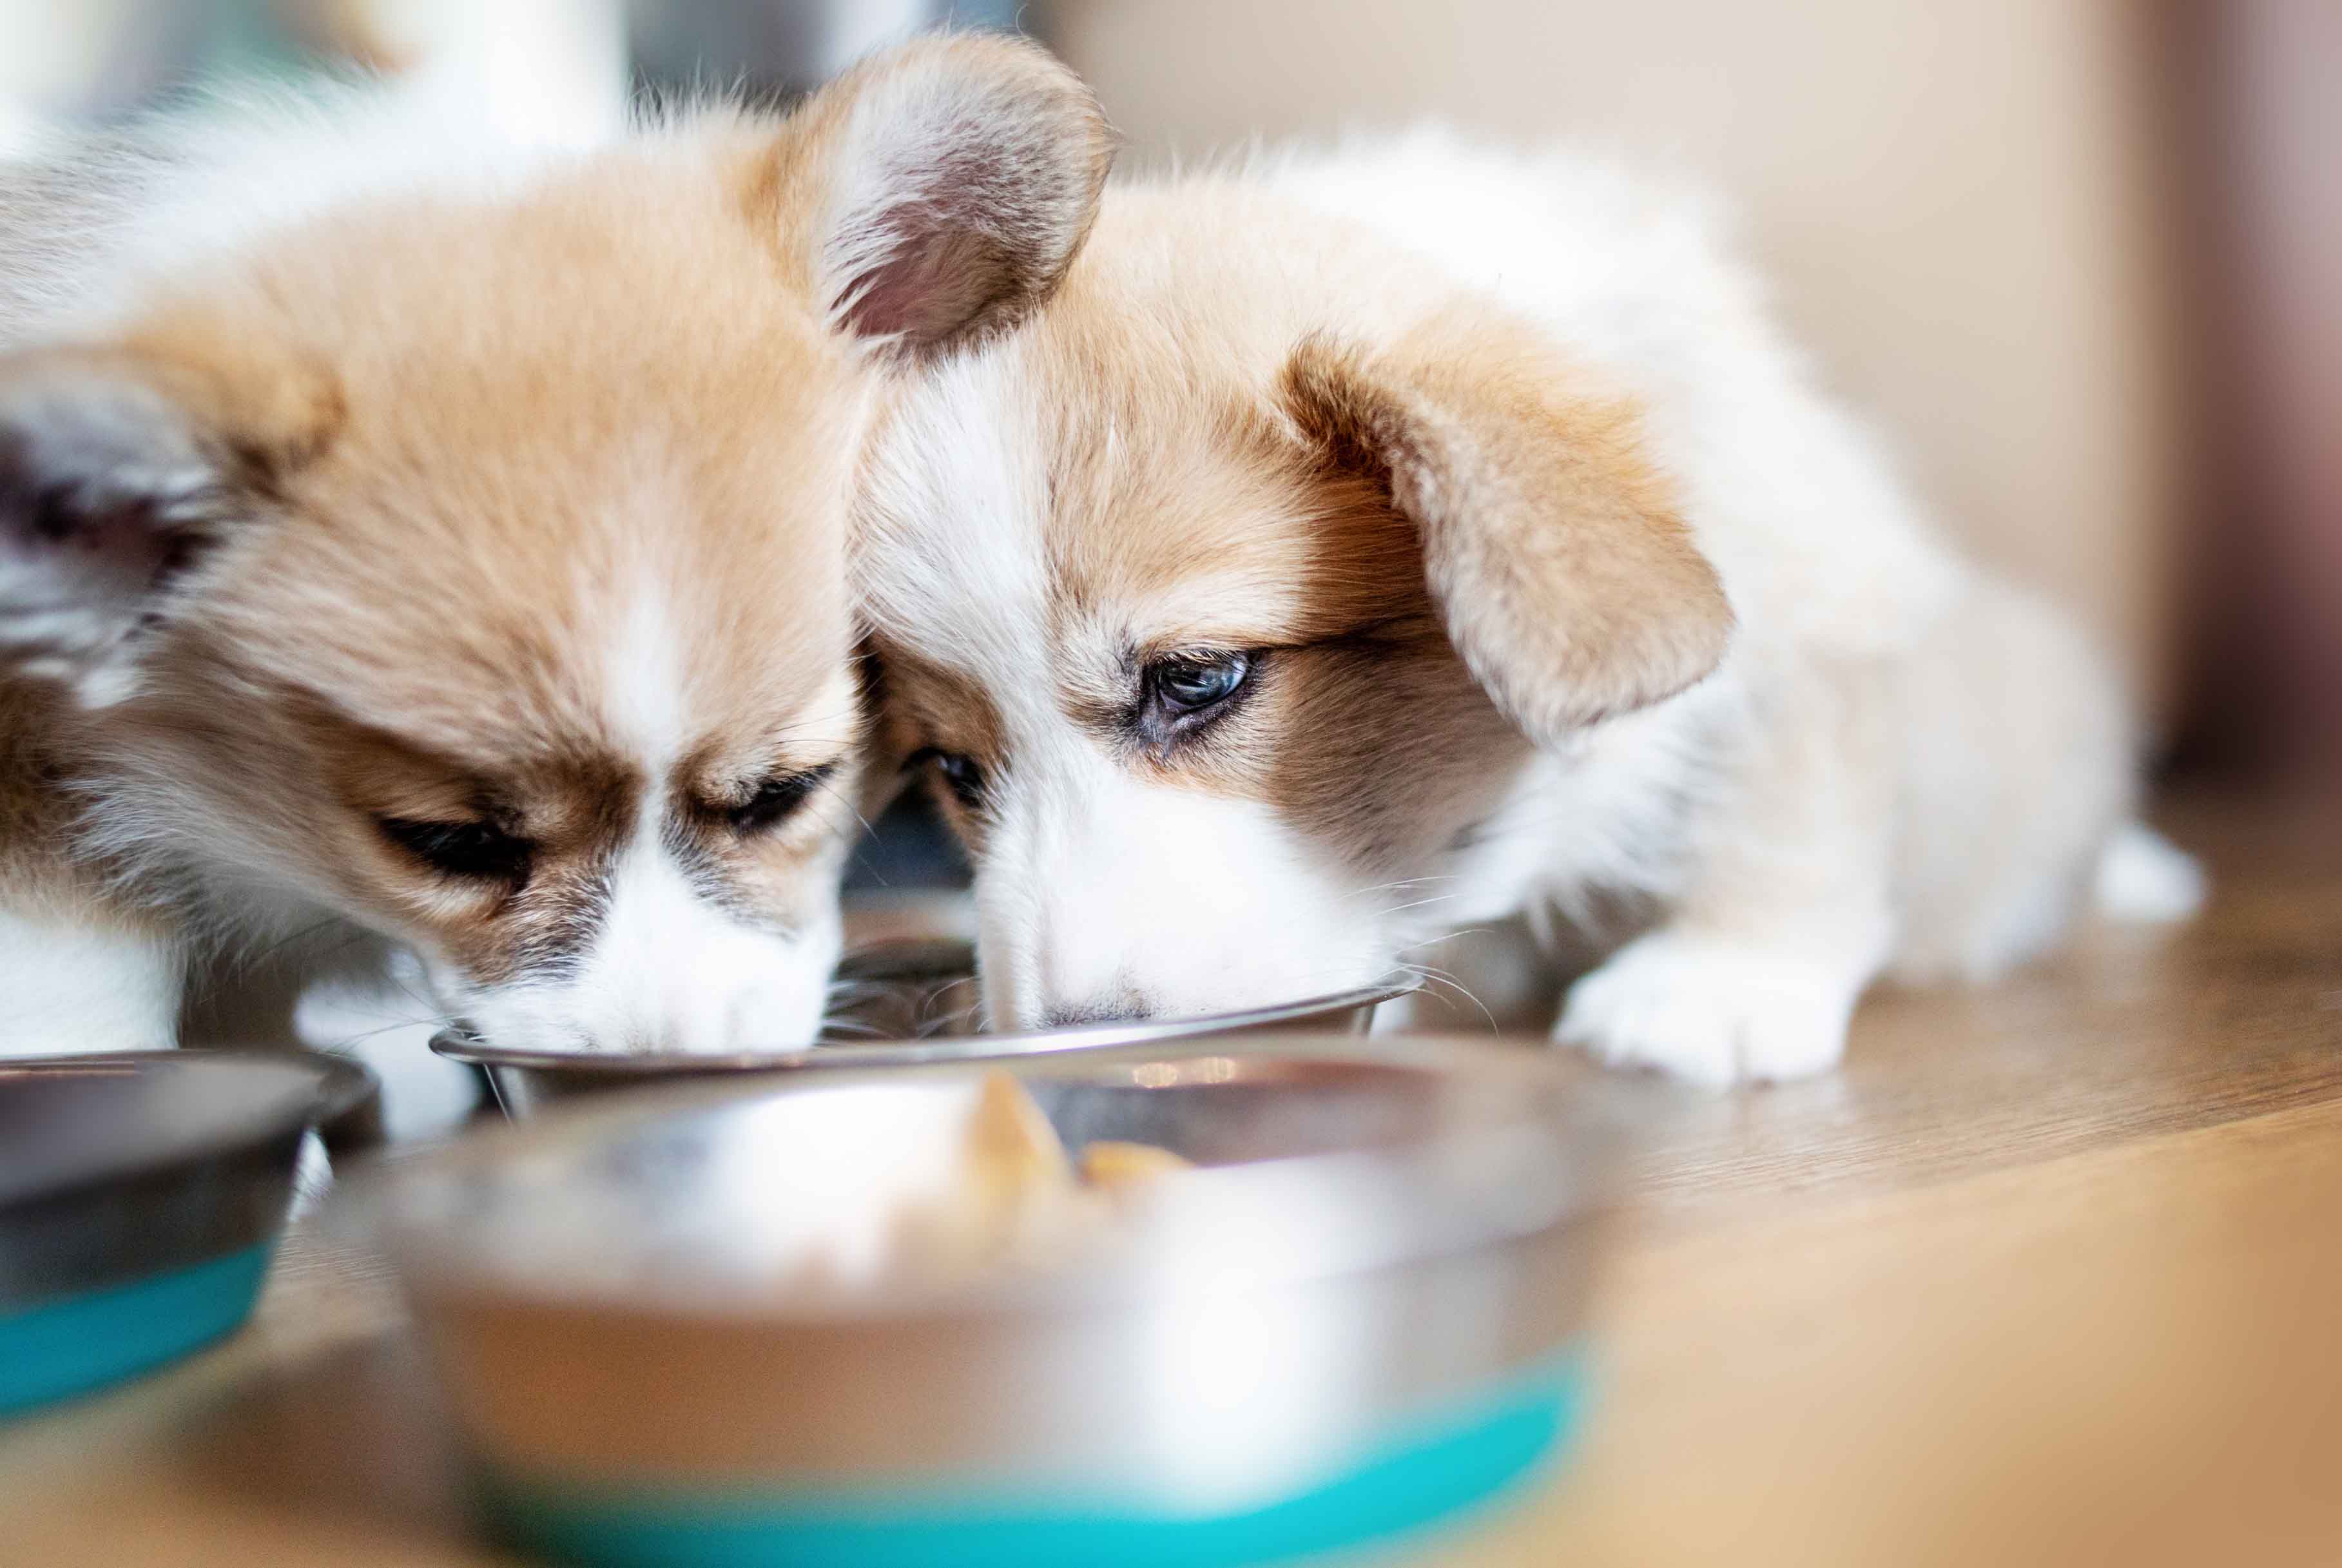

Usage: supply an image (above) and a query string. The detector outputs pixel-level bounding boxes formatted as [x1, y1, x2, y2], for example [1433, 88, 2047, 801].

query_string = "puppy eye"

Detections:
[726, 763, 836, 835]
[910, 748, 986, 812]
[1147, 652, 1251, 717]
[378, 817, 533, 884]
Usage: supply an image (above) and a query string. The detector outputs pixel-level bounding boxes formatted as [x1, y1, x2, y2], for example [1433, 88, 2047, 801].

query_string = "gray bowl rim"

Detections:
[427, 971, 1423, 1076]
[0, 1048, 379, 1212]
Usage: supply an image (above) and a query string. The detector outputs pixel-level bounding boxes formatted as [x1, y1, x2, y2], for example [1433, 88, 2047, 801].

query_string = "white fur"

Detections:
[860, 348, 1061, 682]
[603, 581, 690, 780]
[2095, 822, 2207, 925]
[0, 904, 180, 1057]
[1555, 929, 1882, 1089]
[1438, 672, 1746, 934]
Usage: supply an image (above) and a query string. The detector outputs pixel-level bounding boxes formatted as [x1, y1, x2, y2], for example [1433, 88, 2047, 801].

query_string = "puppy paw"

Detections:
[1554, 933, 1863, 1089]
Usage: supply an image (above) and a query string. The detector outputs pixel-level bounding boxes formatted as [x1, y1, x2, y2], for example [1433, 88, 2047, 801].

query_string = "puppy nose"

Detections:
[1041, 989, 1155, 1029]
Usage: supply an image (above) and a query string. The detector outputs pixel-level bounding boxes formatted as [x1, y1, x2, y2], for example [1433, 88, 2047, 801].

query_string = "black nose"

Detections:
[1041, 991, 1155, 1029]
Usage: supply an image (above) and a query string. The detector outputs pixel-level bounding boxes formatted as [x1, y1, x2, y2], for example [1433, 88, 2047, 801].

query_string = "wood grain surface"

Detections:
[5, 799, 2337, 1567]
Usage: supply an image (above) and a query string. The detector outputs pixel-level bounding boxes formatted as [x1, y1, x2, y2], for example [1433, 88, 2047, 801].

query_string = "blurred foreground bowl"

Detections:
[354, 1036, 1622, 1568]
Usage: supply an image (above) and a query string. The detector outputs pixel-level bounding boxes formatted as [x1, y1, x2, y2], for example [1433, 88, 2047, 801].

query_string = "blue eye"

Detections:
[1148, 652, 1250, 715]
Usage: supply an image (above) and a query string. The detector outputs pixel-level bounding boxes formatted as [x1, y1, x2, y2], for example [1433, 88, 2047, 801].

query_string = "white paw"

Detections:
[1554, 934, 1863, 1089]
[2093, 821, 2206, 925]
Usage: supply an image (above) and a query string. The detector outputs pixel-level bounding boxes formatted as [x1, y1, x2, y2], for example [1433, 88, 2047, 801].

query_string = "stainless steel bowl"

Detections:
[353, 1036, 1623, 1568]
[434, 939, 1420, 1119]
[1, 1049, 378, 1417]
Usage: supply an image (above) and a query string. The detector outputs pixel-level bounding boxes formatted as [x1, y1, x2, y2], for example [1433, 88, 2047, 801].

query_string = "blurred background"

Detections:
[6, 14, 2334, 1556]
[4, 0, 2333, 794]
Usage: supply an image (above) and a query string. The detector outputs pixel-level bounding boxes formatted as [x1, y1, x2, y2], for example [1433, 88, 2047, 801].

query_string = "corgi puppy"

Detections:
[856, 133, 2201, 1085]
[0, 36, 1110, 1060]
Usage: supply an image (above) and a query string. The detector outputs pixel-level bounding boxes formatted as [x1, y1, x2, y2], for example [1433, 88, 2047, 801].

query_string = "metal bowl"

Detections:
[0, 1049, 378, 1417]
[433, 938, 1420, 1119]
[352, 1036, 1623, 1568]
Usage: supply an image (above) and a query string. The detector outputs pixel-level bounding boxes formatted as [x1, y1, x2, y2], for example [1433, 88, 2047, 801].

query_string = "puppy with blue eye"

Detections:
[0, 36, 1110, 1060]
[856, 131, 2203, 1085]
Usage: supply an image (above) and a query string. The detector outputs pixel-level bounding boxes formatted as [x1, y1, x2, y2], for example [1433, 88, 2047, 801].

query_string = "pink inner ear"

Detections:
[834, 195, 1014, 348]
[0, 360, 249, 682]
[805, 35, 1110, 356]
[833, 133, 1031, 350]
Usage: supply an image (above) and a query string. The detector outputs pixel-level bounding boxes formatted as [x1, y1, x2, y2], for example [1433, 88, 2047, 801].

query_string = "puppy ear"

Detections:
[0, 332, 341, 700]
[780, 32, 1112, 359]
[1282, 314, 1732, 745]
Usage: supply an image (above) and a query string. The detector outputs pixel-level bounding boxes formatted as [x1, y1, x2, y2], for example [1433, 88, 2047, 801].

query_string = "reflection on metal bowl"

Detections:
[351, 1036, 1625, 1568]
[432, 938, 1419, 1119]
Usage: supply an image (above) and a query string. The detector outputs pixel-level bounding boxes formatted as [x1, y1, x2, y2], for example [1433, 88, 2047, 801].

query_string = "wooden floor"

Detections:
[5, 794, 2339, 1566]
[1427, 793, 2342, 1565]
[1631, 795, 2342, 1224]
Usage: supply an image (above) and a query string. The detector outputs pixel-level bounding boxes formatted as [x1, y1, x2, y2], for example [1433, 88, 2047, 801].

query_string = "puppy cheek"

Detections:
[1268, 642, 1533, 879]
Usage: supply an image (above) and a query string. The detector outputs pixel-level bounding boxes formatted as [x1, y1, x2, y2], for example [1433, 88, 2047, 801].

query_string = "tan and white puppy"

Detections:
[857, 132, 2201, 1085]
[0, 37, 1109, 1060]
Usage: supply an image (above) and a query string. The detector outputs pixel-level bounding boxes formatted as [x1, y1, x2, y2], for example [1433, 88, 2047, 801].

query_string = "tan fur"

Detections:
[1284, 312, 1733, 739]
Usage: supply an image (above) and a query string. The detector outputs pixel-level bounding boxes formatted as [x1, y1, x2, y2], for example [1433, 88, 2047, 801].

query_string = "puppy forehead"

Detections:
[202, 425, 860, 780]
[861, 342, 1335, 712]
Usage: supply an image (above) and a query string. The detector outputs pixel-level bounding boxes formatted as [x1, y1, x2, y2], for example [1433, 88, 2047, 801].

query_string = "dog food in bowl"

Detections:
[797, 1071, 1192, 1292]
[349, 1037, 1623, 1568]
